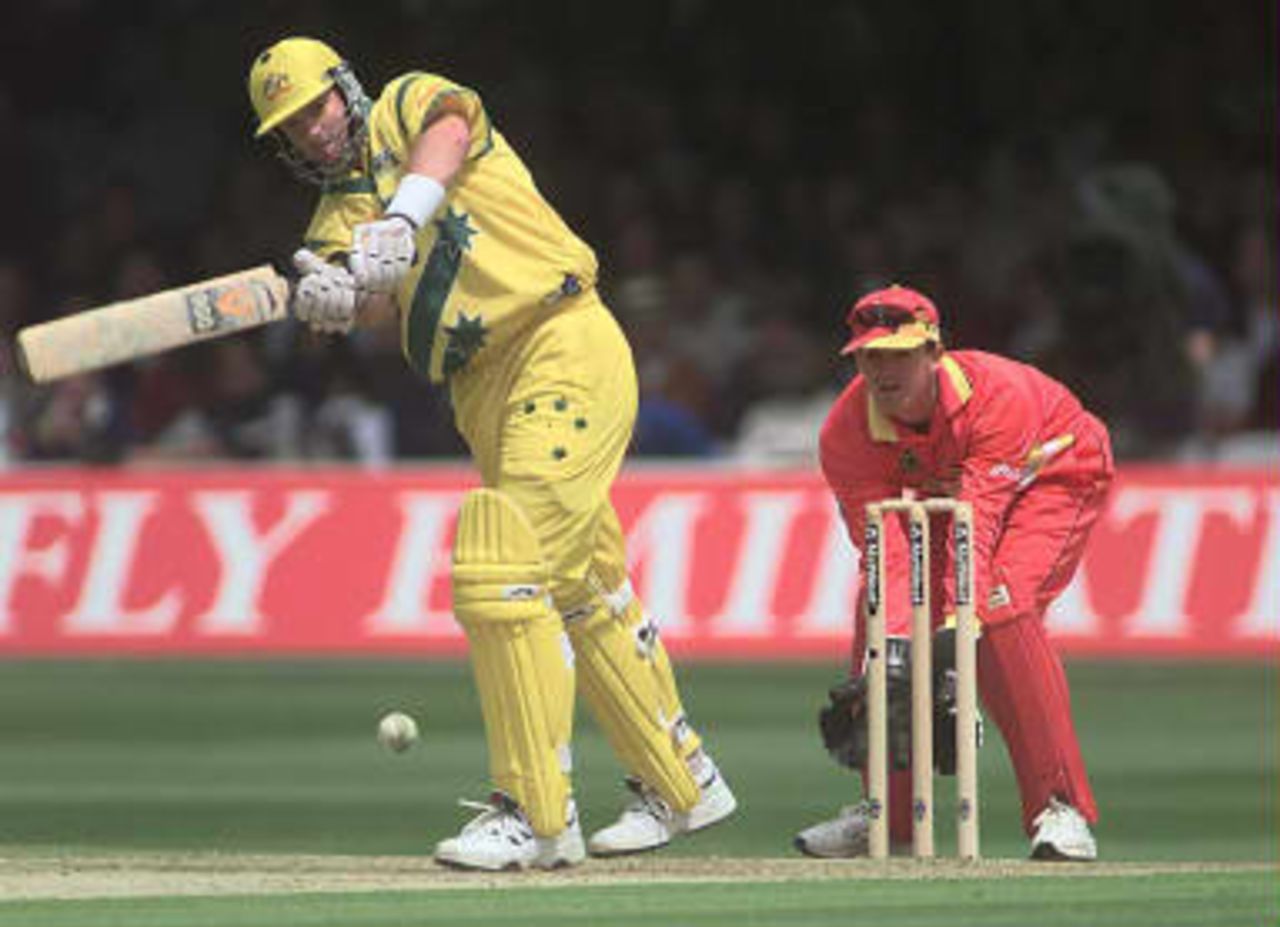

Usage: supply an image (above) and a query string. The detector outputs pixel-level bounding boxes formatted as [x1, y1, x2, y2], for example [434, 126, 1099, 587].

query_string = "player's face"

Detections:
[279, 89, 349, 165]
[855, 344, 939, 425]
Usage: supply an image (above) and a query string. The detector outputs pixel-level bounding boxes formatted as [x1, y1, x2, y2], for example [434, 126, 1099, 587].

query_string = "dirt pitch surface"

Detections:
[1, 852, 1271, 901]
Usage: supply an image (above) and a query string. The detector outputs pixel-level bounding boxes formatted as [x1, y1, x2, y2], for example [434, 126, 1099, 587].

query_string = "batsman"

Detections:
[246, 37, 735, 870]
[796, 284, 1113, 861]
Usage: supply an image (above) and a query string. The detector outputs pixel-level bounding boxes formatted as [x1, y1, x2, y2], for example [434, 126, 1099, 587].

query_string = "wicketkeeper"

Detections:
[797, 284, 1112, 861]
[247, 36, 736, 871]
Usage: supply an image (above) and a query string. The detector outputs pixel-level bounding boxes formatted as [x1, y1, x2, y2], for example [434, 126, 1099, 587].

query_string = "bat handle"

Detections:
[270, 258, 301, 319]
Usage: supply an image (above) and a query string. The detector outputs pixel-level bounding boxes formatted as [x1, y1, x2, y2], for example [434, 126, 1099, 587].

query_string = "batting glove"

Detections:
[348, 174, 445, 294]
[349, 215, 417, 294]
[292, 248, 359, 335]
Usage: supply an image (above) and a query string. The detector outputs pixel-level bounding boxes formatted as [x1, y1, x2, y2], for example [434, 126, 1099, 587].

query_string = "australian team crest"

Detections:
[262, 72, 292, 102]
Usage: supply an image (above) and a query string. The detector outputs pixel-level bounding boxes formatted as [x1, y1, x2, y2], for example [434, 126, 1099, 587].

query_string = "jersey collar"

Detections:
[867, 354, 973, 443]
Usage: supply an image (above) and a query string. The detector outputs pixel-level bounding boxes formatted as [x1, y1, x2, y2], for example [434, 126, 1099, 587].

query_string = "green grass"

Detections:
[0, 871, 1273, 927]
[0, 658, 1274, 925]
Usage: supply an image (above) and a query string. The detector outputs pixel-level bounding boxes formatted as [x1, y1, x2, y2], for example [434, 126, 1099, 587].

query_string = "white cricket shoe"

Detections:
[1030, 797, 1098, 861]
[434, 792, 585, 871]
[587, 760, 738, 856]
[793, 802, 874, 858]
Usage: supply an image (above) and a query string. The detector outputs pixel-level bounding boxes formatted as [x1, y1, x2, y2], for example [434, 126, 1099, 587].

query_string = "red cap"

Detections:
[840, 284, 941, 354]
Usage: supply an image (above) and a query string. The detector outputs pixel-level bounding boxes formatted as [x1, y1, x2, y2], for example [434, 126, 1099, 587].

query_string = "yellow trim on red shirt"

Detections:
[939, 354, 973, 411]
[867, 393, 899, 443]
[866, 353, 973, 443]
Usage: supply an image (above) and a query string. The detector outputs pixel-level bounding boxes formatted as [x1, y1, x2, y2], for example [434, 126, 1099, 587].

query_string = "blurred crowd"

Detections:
[0, 0, 1273, 468]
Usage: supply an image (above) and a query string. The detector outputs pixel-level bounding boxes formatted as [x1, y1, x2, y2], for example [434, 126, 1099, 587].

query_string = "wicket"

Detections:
[864, 498, 980, 860]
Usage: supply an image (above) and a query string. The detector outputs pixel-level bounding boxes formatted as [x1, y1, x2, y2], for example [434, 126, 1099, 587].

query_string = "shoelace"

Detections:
[1031, 798, 1069, 830]
[455, 794, 529, 837]
[621, 777, 673, 822]
[840, 800, 873, 819]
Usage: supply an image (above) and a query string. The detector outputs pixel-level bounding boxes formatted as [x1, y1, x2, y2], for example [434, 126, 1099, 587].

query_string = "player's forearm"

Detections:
[380, 114, 469, 231]
[407, 113, 470, 186]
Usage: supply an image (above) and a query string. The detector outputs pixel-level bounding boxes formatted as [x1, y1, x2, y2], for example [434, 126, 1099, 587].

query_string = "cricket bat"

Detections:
[15, 264, 293, 384]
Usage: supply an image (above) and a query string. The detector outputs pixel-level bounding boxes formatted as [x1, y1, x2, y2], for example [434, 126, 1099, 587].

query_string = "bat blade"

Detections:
[16, 265, 292, 384]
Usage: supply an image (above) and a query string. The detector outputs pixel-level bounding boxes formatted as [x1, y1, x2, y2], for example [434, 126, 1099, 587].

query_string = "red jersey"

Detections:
[820, 350, 1113, 628]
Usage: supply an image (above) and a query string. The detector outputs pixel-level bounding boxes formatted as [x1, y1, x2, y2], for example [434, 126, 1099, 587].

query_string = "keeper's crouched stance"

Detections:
[794, 284, 1109, 863]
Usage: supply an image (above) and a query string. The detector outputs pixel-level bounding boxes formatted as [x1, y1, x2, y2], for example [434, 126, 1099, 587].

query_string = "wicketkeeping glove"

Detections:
[819, 674, 869, 769]
[818, 637, 912, 770]
[291, 248, 359, 335]
[930, 626, 985, 775]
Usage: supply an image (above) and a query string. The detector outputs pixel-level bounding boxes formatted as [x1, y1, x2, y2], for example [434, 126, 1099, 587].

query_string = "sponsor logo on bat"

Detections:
[186, 280, 281, 335]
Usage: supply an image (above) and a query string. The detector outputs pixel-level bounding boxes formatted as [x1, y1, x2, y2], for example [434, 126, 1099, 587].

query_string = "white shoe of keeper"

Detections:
[1030, 797, 1098, 861]
[793, 802, 874, 859]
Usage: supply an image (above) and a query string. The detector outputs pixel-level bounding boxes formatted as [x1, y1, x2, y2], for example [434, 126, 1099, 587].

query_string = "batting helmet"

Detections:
[248, 37, 349, 137]
[247, 37, 372, 182]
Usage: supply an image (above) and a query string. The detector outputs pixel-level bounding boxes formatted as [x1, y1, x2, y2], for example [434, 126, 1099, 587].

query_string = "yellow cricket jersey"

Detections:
[302, 72, 598, 383]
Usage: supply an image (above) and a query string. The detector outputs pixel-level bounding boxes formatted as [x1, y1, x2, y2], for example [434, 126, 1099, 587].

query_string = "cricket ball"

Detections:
[377, 711, 419, 753]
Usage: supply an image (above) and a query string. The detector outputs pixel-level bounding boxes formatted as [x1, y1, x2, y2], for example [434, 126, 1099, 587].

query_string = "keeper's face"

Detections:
[854, 343, 941, 426]
[279, 88, 350, 166]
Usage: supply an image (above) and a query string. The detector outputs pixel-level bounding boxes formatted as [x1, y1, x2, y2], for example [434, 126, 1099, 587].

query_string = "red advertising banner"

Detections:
[0, 466, 1276, 658]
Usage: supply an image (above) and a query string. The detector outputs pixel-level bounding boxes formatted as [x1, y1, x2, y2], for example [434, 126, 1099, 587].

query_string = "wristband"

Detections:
[386, 173, 446, 229]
